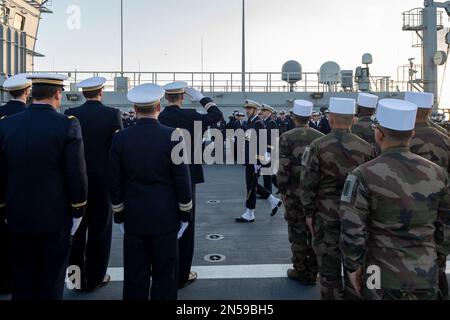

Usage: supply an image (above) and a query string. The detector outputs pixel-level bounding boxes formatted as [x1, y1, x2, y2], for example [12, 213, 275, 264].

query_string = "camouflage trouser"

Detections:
[363, 287, 440, 300]
[313, 215, 344, 300]
[438, 253, 448, 300]
[284, 197, 317, 275]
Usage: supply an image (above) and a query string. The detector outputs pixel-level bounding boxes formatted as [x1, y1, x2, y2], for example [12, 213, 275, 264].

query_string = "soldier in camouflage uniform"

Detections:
[277, 100, 324, 285]
[300, 98, 374, 300]
[352, 93, 380, 155]
[341, 98, 450, 300]
[406, 92, 450, 299]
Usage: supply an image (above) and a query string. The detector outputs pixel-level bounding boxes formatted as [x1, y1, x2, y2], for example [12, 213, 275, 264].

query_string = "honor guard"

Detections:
[0, 73, 88, 300]
[65, 77, 123, 292]
[260, 104, 279, 194]
[406, 92, 450, 299]
[236, 100, 282, 223]
[352, 93, 379, 154]
[110, 84, 192, 300]
[159, 81, 223, 288]
[300, 98, 374, 300]
[341, 99, 450, 300]
[0, 74, 32, 293]
[277, 100, 325, 285]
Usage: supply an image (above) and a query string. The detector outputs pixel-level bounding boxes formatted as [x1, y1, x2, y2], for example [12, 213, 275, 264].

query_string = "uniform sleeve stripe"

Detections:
[204, 102, 216, 111]
[0, 203, 6, 208]
[71, 201, 87, 209]
[112, 203, 125, 213]
[179, 201, 193, 212]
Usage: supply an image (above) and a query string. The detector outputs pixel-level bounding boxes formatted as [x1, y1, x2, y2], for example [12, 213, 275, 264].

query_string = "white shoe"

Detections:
[268, 196, 282, 217]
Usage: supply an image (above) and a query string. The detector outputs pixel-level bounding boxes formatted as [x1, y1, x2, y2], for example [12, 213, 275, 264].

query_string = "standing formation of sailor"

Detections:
[0, 70, 449, 301]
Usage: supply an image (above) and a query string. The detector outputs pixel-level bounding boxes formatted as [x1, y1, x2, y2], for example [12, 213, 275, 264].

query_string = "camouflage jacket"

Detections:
[428, 119, 449, 137]
[340, 147, 450, 291]
[299, 128, 374, 221]
[277, 125, 324, 197]
[352, 115, 380, 155]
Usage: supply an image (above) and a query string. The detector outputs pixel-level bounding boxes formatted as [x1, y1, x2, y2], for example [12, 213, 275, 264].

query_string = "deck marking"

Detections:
[106, 264, 450, 282]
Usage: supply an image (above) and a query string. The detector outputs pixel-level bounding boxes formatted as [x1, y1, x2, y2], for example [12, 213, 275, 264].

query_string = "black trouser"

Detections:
[178, 184, 196, 287]
[123, 231, 178, 300]
[69, 188, 112, 290]
[0, 220, 11, 292]
[10, 229, 71, 300]
[263, 175, 278, 193]
[246, 165, 271, 210]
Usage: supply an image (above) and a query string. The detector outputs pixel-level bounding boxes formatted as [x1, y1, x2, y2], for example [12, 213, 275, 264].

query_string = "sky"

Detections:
[33, 0, 450, 104]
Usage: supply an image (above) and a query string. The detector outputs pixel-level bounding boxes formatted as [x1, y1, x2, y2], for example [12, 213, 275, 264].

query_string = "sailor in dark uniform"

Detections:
[278, 110, 294, 134]
[0, 74, 31, 118]
[236, 100, 282, 223]
[0, 74, 32, 293]
[65, 77, 123, 292]
[110, 84, 193, 300]
[0, 73, 88, 300]
[260, 104, 279, 193]
[126, 109, 138, 127]
[159, 82, 223, 288]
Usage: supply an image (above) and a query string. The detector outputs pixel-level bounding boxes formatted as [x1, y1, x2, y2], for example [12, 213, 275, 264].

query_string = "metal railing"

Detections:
[35, 70, 406, 93]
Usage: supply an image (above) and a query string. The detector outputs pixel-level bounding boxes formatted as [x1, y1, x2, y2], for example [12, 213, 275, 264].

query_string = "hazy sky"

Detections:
[34, 0, 450, 103]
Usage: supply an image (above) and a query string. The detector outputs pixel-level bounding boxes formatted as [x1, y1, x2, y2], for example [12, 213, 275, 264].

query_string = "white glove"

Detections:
[254, 165, 262, 173]
[177, 222, 189, 239]
[71, 217, 83, 236]
[119, 223, 125, 235]
[265, 152, 271, 163]
[185, 87, 204, 102]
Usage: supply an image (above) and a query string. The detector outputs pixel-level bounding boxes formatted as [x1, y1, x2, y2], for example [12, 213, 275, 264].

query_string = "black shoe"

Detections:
[235, 217, 255, 223]
[287, 269, 317, 286]
[86, 274, 111, 293]
[179, 272, 198, 289]
[271, 201, 282, 217]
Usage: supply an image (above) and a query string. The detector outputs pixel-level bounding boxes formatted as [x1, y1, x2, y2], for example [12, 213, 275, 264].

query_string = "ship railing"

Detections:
[35, 71, 406, 93]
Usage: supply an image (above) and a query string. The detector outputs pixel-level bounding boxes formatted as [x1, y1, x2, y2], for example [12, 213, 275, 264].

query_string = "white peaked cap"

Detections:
[163, 81, 188, 94]
[357, 93, 379, 109]
[404, 92, 434, 109]
[376, 99, 418, 131]
[127, 84, 165, 107]
[293, 100, 313, 117]
[3, 74, 31, 91]
[329, 98, 356, 115]
[77, 77, 107, 91]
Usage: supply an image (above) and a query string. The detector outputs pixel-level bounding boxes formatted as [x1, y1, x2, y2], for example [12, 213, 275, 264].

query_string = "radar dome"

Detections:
[282, 60, 302, 84]
[319, 61, 341, 85]
[362, 53, 373, 65]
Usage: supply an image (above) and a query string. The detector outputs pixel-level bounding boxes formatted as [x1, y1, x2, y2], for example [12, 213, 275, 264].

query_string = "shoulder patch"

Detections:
[341, 174, 358, 204]
[68, 116, 76, 120]
[0, 116, 6, 120]
[301, 147, 312, 167]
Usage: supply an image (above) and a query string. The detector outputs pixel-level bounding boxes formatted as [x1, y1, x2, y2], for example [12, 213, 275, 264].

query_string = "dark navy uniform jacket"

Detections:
[0, 100, 26, 118]
[159, 98, 223, 185]
[245, 115, 266, 165]
[263, 117, 278, 153]
[65, 101, 123, 185]
[110, 118, 193, 235]
[0, 104, 88, 233]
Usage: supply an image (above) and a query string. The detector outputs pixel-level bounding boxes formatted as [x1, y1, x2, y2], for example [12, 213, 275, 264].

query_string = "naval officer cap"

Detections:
[127, 84, 165, 107]
[329, 98, 356, 115]
[244, 100, 262, 110]
[3, 74, 32, 91]
[164, 81, 188, 95]
[357, 93, 379, 109]
[261, 104, 275, 113]
[404, 92, 434, 109]
[375, 99, 418, 131]
[27, 73, 68, 87]
[77, 77, 107, 92]
[293, 100, 314, 117]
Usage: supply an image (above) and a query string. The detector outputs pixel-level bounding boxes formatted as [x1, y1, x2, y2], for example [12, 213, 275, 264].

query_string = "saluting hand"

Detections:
[185, 87, 205, 102]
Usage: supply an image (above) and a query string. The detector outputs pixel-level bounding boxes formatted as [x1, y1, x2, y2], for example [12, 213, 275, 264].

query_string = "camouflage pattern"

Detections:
[428, 119, 449, 137]
[277, 125, 324, 278]
[410, 122, 450, 299]
[340, 147, 450, 299]
[300, 128, 374, 300]
[352, 115, 380, 155]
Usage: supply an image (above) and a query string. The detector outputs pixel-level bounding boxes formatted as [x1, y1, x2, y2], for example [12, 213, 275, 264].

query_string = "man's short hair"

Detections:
[135, 105, 158, 115]
[329, 114, 354, 126]
[165, 93, 183, 104]
[31, 84, 62, 101]
[82, 88, 102, 100]
[292, 114, 310, 124]
[379, 126, 414, 143]
[9, 88, 28, 99]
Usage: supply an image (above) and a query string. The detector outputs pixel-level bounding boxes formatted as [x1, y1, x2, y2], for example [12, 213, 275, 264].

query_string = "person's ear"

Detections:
[156, 103, 161, 113]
